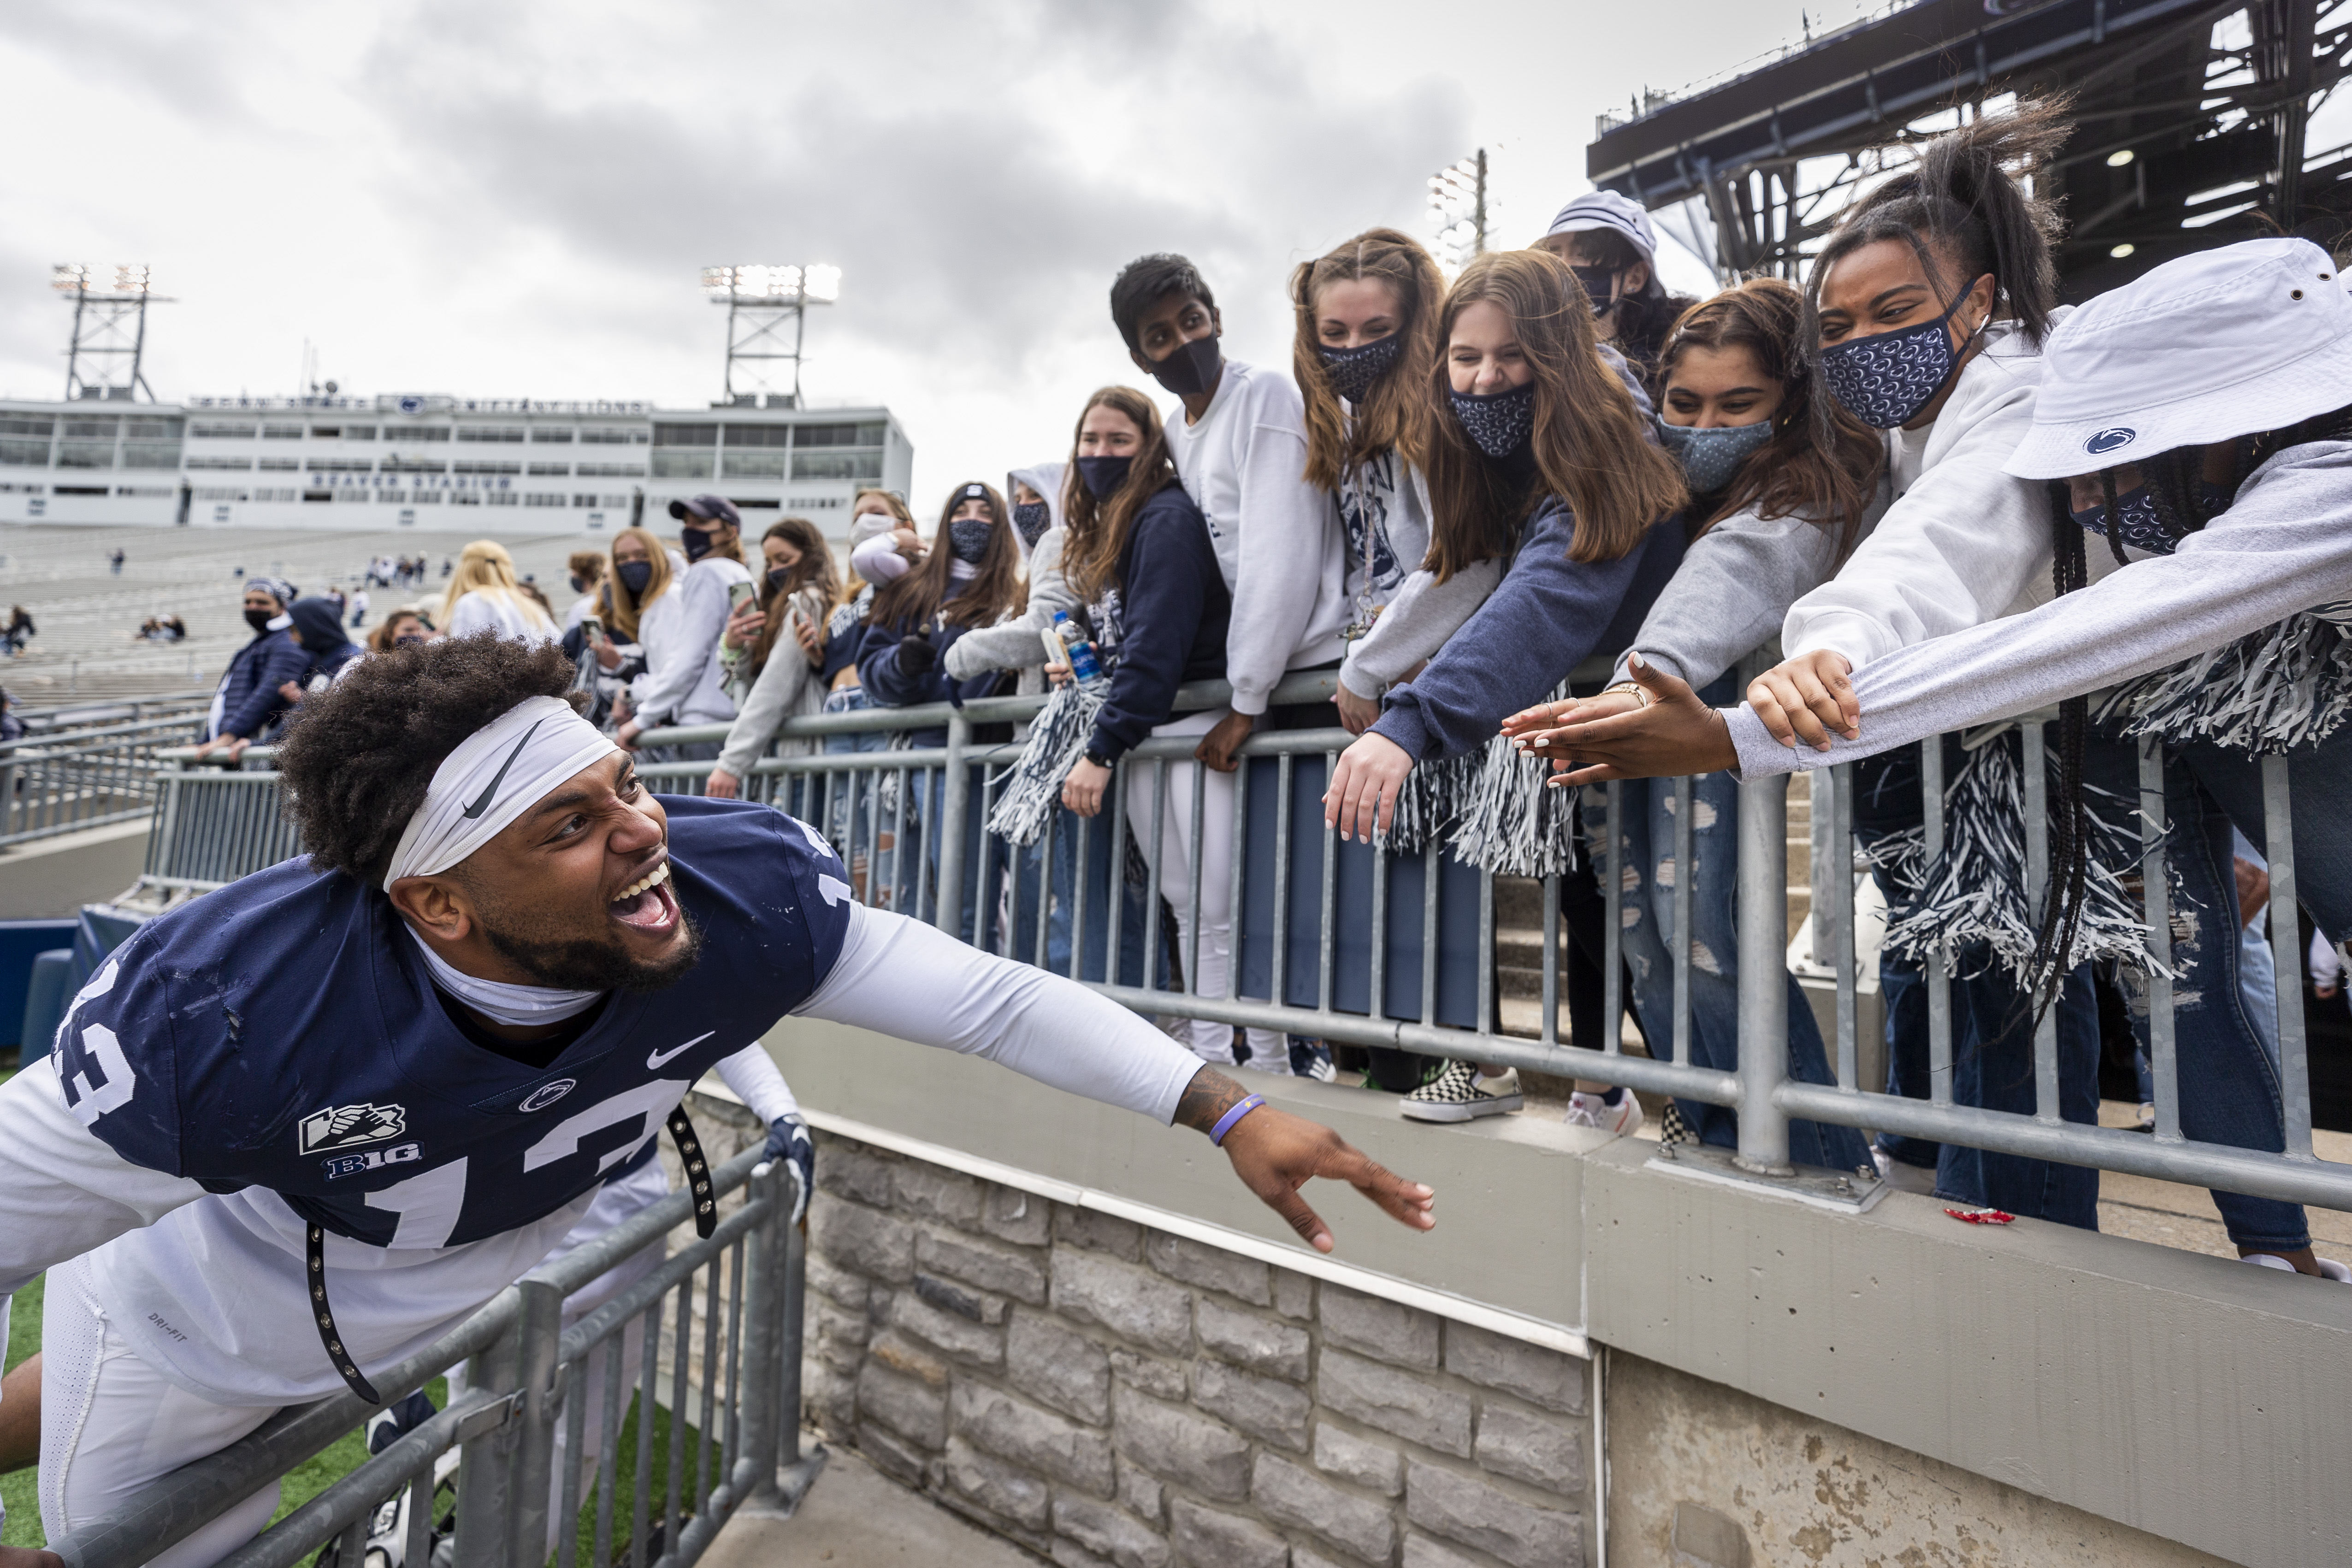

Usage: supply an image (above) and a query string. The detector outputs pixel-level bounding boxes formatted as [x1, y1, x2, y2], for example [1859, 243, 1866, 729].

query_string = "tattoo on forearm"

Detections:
[1173, 1066, 1249, 1133]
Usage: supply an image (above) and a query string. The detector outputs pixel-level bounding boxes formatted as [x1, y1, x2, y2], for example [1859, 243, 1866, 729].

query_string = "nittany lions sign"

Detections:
[300, 1101, 409, 1154]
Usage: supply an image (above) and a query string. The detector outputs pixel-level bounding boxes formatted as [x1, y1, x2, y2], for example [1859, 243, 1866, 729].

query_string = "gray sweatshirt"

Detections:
[1729, 440, 2352, 776]
[1612, 491, 1889, 691]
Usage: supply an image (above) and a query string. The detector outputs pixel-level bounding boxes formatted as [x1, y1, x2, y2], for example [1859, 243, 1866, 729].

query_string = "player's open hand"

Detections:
[0, 1546, 65, 1568]
[1175, 1066, 1433, 1252]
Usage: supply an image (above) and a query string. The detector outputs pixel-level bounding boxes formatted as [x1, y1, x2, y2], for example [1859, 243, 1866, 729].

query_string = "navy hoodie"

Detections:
[1371, 497, 1686, 760]
[1086, 482, 1230, 763]
[212, 618, 313, 741]
[854, 579, 1007, 743]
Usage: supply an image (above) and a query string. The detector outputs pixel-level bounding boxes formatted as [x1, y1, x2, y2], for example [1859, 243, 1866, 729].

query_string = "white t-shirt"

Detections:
[1163, 359, 1350, 716]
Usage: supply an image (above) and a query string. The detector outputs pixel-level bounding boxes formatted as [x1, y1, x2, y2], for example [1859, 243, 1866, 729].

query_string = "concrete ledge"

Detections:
[766, 1018, 2352, 1566]
[0, 820, 147, 918]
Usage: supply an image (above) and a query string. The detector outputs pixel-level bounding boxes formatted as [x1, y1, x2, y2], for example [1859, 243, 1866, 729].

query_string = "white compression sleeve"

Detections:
[0, 1055, 208, 1432]
[792, 902, 1205, 1122]
[713, 1044, 801, 1125]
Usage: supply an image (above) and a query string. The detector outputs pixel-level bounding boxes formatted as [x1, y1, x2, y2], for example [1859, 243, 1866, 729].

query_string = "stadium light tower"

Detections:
[701, 264, 841, 407]
[52, 263, 171, 402]
[1428, 150, 1492, 276]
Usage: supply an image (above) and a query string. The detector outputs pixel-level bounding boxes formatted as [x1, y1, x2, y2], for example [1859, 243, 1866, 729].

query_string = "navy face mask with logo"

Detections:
[1817, 276, 1987, 430]
[2068, 478, 2231, 556]
[1146, 333, 1223, 399]
[680, 525, 715, 563]
[1658, 418, 1775, 494]
[1318, 334, 1403, 404]
[1571, 265, 1618, 317]
[947, 518, 993, 564]
[1012, 500, 1052, 546]
[1448, 380, 1537, 459]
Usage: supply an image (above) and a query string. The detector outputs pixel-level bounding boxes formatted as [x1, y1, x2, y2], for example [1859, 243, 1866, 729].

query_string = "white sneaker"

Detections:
[2240, 1253, 2352, 1281]
[1400, 1059, 1522, 1122]
[1563, 1089, 1643, 1137]
[1872, 1148, 1939, 1195]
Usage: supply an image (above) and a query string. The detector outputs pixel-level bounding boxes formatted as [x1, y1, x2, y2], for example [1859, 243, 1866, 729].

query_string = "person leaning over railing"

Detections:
[579, 526, 668, 730]
[706, 516, 840, 799]
[191, 575, 307, 765]
[854, 480, 1028, 933]
[1505, 278, 1884, 1165]
[616, 497, 753, 760]
[809, 490, 921, 900]
[0, 635, 1435, 1568]
[1546, 236, 2352, 1282]
[1524, 100, 2073, 1205]
[1321, 247, 1689, 1125]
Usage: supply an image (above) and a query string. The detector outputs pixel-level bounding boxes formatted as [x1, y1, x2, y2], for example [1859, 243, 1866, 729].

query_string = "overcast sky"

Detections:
[0, 0, 1864, 519]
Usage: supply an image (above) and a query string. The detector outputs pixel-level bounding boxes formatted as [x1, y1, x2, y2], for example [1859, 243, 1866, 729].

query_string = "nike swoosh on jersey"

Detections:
[647, 1031, 715, 1070]
[461, 718, 549, 820]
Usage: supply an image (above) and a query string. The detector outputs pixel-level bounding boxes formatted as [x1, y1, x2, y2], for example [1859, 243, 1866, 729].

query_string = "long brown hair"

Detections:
[1058, 387, 1179, 604]
[1291, 227, 1447, 490]
[747, 515, 841, 680]
[601, 526, 673, 642]
[1423, 249, 1688, 581]
[1660, 278, 1883, 555]
[870, 482, 1026, 633]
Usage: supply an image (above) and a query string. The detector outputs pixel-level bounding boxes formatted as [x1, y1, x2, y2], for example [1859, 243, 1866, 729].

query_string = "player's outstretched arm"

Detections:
[1171, 1066, 1434, 1253]
[792, 903, 1436, 1251]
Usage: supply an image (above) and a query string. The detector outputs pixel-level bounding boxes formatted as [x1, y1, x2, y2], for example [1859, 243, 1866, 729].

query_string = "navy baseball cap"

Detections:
[668, 494, 741, 527]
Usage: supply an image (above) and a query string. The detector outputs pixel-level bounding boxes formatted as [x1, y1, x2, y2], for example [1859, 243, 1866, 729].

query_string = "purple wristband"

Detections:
[1209, 1094, 1266, 1147]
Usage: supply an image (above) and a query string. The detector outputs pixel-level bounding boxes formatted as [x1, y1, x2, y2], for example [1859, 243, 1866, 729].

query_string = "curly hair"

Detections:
[275, 633, 586, 883]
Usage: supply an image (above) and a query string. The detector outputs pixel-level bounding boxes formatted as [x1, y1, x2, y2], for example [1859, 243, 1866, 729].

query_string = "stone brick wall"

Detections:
[798, 1128, 1594, 1568]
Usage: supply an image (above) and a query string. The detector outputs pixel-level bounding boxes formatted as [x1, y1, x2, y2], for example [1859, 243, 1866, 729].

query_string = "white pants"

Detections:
[40, 1255, 281, 1568]
[1122, 708, 1284, 1067]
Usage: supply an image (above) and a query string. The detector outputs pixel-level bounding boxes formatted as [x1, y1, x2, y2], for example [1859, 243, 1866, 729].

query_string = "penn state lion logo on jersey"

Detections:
[299, 1101, 408, 1154]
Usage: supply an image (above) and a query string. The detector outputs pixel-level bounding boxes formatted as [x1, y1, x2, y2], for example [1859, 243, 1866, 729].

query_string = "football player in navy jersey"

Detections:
[0, 635, 1433, 1568]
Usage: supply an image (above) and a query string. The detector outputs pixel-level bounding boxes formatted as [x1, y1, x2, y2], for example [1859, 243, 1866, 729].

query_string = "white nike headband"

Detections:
[382, 695, 621, 892]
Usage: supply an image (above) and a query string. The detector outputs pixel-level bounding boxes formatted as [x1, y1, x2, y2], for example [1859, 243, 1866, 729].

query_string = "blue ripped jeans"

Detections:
[1581, 677, 1872, 1173]
[1861, 724, 2338, 1251]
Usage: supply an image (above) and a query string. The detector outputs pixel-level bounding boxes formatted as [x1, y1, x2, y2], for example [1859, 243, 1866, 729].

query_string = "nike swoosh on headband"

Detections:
[648, 1031, 715, 1070]
[461, 718, 549, 820]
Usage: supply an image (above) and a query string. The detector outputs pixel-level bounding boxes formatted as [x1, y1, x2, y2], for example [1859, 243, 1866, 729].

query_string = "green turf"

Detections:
[2, 1273, 42, 1550]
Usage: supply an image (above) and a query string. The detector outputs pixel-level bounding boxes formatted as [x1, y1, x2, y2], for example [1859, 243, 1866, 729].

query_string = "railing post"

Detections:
[1736, 769, 1794, 1174]
[503, 1276, 565, 1568]
[452, 1308, 525, 1568]
[780, 1168, 809, 1471]
[737, 1162, 785, 1509]
[938, 710, 970, 938]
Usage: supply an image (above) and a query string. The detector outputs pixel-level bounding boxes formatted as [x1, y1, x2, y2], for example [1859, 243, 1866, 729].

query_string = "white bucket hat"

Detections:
[1543, 190, 1657, 264]
[2005, 237, 2352, 479]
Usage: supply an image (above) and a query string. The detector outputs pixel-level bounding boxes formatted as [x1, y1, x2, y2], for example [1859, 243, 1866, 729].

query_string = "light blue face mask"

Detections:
[1657, 417, 1774, 494]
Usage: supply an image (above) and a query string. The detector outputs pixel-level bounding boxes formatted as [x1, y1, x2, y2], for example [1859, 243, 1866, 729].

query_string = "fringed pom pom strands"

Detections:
[987, 679, 1108, 847]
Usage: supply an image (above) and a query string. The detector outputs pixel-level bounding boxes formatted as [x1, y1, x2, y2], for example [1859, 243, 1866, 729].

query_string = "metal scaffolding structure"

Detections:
[700, 264, 841, 407]
[1586, 0, 2352, 296]
[52, 263, 168, 402]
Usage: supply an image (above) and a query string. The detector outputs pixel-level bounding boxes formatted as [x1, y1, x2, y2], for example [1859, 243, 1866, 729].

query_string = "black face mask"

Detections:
[1076, 456, 1132, 498]
[765, 566, 792, 595]
[1012, 500, 1052, 547]
[1318, 335, 1403, 403]
[948, 518, 993, 564]
[568, 574, 587, 595]
[1571, 265, 1618, 316]
[680, 525, 715, 563]
[244, 608, 275, 633]
[617, 560, 654, 595]
[1146, 333, 1223, 398]
[394, 633, 426, 649]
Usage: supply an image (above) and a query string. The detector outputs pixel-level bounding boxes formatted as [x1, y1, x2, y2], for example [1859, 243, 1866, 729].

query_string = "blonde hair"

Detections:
[437, 539, 552, 632]
[602, 527, 674, 642]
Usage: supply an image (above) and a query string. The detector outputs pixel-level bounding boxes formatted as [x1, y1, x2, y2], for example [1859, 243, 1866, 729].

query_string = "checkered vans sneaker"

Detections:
[1399, 1059, 1523, 1123]
[1659, 1100, 1694, 1146]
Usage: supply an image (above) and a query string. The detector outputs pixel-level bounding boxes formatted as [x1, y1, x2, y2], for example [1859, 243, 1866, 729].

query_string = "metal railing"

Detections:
[0, 712, 204, 847]
[50, 1148, 816, 1568]
[139, 661, 2352, 1220]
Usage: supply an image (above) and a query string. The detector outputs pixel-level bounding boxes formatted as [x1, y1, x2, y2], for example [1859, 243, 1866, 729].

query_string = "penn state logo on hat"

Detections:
[2084, 427, 2136, 456]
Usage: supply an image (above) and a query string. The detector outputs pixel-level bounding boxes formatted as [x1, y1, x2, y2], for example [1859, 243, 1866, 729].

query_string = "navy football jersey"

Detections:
[53, 796, 851, 1251]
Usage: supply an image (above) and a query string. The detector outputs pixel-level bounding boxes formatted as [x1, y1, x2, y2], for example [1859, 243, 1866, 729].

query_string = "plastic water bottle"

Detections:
[1050, 610, 1108, 691]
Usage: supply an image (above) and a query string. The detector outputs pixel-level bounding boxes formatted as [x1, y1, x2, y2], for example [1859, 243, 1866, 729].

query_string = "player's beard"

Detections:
[467, 877, 705, 993]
